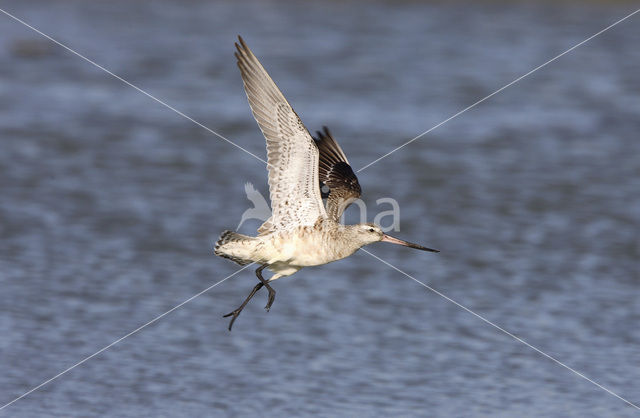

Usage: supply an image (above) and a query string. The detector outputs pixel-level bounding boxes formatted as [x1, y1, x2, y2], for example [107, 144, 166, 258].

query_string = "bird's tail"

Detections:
[214, 230, 258, 266]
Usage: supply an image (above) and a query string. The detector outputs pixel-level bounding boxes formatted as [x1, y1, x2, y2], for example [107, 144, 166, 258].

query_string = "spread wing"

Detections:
[235, 37, 326, 235]
[313, 127, 361, 221]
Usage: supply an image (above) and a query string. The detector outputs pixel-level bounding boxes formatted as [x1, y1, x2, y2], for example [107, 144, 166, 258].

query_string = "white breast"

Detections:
[260, 227, 356, 268]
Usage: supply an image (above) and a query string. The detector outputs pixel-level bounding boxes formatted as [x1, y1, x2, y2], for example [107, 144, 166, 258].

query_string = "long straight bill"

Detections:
[381, 234, 439, 253]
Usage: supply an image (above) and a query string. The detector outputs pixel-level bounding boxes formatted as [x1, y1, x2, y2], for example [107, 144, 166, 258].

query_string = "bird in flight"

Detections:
[215, 36, 439, 330]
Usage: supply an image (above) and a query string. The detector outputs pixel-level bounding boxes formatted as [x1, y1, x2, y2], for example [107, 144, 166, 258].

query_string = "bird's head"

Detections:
[351, 223, 439, 253]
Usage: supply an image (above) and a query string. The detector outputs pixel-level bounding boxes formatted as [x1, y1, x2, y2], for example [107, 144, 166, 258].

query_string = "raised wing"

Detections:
[313, 127, 361, 221]
[235, 37, 326, 235]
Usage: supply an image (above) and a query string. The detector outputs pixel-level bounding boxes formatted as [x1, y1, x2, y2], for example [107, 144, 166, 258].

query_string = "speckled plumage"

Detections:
[216, 37, 367, 280]
[216, 218, 370, 279]
[216, 37, 438, 330]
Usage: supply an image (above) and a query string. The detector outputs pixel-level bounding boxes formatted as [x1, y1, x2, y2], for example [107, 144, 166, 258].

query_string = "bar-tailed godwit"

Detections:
[215, 37, 438, 330]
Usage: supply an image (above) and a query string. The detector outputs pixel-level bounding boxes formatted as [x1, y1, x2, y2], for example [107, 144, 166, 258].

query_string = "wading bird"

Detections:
[215, 37, 439, 330]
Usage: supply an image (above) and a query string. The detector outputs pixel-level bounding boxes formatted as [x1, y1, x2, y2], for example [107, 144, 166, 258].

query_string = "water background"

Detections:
[1, 0, 639, 416]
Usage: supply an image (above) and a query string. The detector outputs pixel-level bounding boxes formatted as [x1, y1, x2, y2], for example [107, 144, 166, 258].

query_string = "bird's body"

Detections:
[215, 37, 438, 330]
[218, 218, 375, 277]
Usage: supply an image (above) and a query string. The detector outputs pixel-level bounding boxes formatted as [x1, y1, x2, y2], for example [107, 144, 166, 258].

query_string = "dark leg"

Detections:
[222, 265, 276, 331]
[223, 281, 263, 331]
[255, 265, 276, 311]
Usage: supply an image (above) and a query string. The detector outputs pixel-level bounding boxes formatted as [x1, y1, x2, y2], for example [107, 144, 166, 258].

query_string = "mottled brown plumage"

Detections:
[216, 36, 438, 330]
[314, 127, 362, 221]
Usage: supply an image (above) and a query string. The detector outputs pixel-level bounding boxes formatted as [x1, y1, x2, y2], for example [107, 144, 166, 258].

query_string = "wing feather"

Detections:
[235, 37, 326, 235]
[313, 127, 362, 221]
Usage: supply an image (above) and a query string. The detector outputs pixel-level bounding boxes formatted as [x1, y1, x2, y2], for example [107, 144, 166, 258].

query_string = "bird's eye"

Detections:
[369, 228, 375, 232]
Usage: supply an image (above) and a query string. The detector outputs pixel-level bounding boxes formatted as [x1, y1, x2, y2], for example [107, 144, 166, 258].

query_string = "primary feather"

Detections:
[235, 37, 326, 235]
[314, 127, 362, 221]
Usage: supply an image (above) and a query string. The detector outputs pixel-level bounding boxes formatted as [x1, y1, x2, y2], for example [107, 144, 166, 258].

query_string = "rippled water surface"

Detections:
[1, 0, 639, 416]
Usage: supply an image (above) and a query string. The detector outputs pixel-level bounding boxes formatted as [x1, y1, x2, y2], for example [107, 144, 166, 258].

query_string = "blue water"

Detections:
[1, 0, 639, 416]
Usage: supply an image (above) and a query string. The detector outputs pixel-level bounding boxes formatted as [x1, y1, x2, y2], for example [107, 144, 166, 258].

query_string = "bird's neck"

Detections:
[324, 222, 367, 259]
